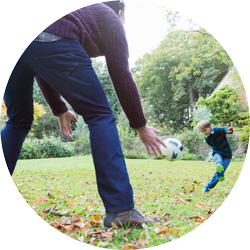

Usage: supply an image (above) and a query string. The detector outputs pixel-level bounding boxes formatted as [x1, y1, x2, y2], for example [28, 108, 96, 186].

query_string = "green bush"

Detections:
[74, 136, 91, 156]
[19, 133, 75, 159]
[180, 152, 205, 161]
[123, 145, 150, 159]
[238, 112, 250, 151]
[178, 128, 204, 154]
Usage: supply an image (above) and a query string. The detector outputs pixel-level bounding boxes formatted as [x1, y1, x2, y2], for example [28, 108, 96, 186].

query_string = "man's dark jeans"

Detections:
[1, 38, 134, 213]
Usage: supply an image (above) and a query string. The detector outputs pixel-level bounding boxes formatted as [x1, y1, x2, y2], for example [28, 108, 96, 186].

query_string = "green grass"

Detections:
[13, 156, 243, 248]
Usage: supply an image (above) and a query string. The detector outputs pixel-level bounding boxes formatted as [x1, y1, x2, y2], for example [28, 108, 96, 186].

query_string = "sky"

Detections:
[123, 0, 169, 67]
[0, 1, 250, 250]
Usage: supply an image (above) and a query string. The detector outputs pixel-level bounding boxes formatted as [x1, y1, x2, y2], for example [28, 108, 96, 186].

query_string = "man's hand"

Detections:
[137, 126, 167, 157]
[58, 111, 78, 139]
[227, 126, 233, 134]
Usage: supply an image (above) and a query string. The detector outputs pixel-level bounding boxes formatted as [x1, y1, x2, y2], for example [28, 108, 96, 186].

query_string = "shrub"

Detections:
[19, 133, 75, 159]
[74, 136, 91, 156]
[238, 111, 250, 151]
[178, 128, 204, 154]
[180, 152, 205, 161]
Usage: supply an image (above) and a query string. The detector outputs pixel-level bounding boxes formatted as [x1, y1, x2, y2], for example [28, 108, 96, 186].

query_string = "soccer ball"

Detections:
[160, 138, 184, 161]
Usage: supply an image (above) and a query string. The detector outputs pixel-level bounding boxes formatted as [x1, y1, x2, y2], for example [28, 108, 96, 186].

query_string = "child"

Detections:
[196, 120, 233, 193]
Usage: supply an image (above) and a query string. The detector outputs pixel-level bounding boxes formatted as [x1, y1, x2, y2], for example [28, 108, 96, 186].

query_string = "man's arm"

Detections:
[102, 24, 166, 157]
[35, 75, 78, 138]
[103, 24, 146, 130]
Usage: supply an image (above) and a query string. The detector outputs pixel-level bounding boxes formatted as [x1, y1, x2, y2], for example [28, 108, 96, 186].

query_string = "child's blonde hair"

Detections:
[196, 120, 211, 130]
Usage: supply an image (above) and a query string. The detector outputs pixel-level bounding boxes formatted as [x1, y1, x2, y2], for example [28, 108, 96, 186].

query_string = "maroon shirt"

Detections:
[36, 3, 146, 129]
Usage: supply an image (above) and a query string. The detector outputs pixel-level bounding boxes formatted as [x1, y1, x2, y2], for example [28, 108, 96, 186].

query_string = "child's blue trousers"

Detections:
[206, 153, 231, 189]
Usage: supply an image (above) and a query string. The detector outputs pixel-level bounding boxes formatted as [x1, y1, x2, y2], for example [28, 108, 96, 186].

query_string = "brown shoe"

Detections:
[104, 208, 153, 228]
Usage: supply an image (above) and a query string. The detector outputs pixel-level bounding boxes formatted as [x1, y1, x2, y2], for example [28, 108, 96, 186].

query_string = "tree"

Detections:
[92, 59, 122, 119]
[195, 86, 247, 126]
[133, 29, 229, 131]
[28, 101, 46, 136]
[0, 100, 8, 130]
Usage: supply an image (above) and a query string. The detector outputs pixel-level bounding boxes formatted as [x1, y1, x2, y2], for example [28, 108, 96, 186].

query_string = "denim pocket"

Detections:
[33, 43, 78, 75]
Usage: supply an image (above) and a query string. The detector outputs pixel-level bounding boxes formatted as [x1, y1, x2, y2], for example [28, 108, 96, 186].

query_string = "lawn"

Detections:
[13, 156, 243, 249]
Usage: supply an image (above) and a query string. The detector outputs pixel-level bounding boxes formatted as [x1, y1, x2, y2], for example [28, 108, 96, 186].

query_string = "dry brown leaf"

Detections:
[59, 209, 71, 216]
[74, 219, 86, 229]
[90, 218, 100, 226]
[189, 215, 201, 219]
[121, 243, 140, 250]
[111, 222, 119, 228]
[182, 216, 191, 224]
[85, 222, 93, 228]
[71, 215, 82, 223]
[121, 235, 129, 241]
[92, 215, 99, 220]
[195, 218, 206, 223]
[155, 229, 167, 235]
[139, 232, 144, 242]
[101, 231, 114, 240]
[175, 198, 187, 204]
[145, 228, 151, 241]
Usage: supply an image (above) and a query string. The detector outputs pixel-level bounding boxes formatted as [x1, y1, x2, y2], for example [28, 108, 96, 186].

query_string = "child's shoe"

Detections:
[216, 164, 225, 181]
[202, 186, 210, 193]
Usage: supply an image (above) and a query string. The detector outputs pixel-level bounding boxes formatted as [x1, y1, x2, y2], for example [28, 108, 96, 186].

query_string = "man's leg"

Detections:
[22, 39, 134, 213]
[1, 59, 35, 175]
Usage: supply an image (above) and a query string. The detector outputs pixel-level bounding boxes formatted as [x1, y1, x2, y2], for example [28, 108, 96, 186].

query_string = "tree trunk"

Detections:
[198, 91, 202, 99]
[188, 84, 196, 111]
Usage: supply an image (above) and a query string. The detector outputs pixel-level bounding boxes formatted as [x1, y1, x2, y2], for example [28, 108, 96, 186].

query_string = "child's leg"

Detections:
[223, 158, 231, 173]
[203, 153, 224, 193]
[205, 172, 219, 190]
[214, 153, 225, 181]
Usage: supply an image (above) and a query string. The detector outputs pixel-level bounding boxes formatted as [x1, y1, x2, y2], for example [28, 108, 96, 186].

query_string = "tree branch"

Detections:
[195, 49, 224, 59]
[191, 30, 212, 36]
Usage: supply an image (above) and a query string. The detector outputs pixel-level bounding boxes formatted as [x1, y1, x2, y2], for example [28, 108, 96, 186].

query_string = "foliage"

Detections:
[72, 116, 91, 155]
[238, 111, 250, 151]
[33, 80, 49, 106]
[192, 105, 213, 128]
[74, 137, 92, 156]
[32, 110, 62, 139]
[227, 133, 239, 152]
[92, 59, 122, 119]
[180, 152, 205, 161]
[32, 80, 76, 139]
[117, 126, 137, 152]
[28, 101, 46, 136]
[0, 100, 8, 130]
[19, 133, 75, 159]
[178, 128, 204, 154]
[133, 28, 229, 131]
[13, 156, 243, 248]
[1, 100, 47, 135]
[163, 9, 232, 76]
[195, 86, 247, 126]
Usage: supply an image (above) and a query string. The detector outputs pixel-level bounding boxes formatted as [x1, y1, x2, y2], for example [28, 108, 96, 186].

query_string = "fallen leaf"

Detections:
[182, 216, 191, 224]
[101, 231, 114, 241]
[58, 209, 71, 216]
[145, 228, 151, 243]
[121, 243, 140, 250]
[90, 218, 100, 226]
[74, 219, 86, 229]
[121, 235, 129, 241]
[85, 222, 93, 228]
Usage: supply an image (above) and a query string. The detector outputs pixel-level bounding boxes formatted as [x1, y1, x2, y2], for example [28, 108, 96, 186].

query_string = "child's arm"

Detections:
[227, 126, 233, 134]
